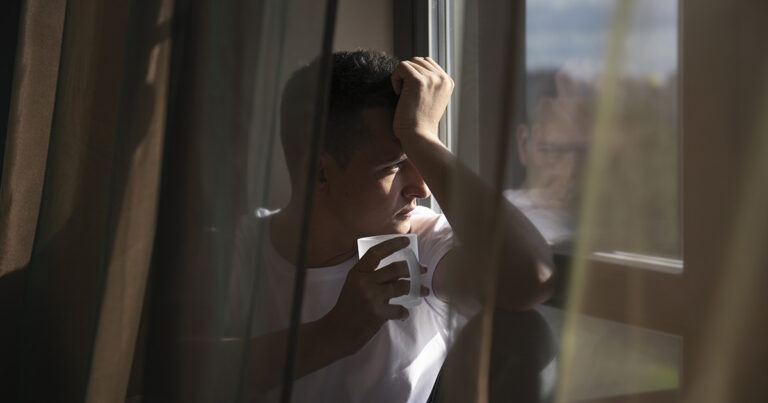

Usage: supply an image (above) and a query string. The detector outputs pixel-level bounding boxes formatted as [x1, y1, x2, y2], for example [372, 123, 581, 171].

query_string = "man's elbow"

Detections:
[496, 258, 556, 311]
[531, 259, 556, 305]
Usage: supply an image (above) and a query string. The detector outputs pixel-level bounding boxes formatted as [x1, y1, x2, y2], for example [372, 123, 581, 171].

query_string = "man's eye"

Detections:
[384, 162, 403, 172]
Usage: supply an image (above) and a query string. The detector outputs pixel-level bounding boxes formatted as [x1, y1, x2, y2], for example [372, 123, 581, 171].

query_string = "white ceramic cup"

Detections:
[357, 233, 422, 308]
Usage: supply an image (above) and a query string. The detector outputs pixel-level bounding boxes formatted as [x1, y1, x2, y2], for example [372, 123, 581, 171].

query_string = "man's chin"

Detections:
[393, 218, 412, 234]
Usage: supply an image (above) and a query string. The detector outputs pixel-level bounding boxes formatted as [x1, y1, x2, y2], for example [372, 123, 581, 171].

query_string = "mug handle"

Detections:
[388, 248, 422, 308]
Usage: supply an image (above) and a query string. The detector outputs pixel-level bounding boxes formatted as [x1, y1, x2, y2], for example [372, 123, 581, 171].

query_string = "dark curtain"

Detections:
[1, 0, 173, 401]
[139, 0, 264, 401]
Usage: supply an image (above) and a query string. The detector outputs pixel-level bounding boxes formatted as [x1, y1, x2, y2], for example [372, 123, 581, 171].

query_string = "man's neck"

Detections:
[270, 201, 357, 268]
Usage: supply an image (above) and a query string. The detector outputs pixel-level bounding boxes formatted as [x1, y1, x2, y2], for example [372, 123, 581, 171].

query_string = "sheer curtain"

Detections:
[140, 0, 334, 400]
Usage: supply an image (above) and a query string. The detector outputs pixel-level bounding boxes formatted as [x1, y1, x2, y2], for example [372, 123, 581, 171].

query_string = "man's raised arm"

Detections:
[391, 57, 556, 311]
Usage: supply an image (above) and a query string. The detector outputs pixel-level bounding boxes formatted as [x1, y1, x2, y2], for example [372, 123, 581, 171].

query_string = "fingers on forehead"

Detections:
[396, 60, 421, 76]
[423, 57, 446, 73]
[411, 57, 433, 70]
[407, 59, 432, 75]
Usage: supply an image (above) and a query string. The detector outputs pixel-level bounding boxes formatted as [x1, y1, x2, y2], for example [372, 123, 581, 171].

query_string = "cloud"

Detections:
[526, 0, 678, 78]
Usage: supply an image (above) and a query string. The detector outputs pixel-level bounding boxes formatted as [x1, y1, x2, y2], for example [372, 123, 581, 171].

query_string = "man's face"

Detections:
[320, 108, 431, 238]
[517, 99, 590, 210]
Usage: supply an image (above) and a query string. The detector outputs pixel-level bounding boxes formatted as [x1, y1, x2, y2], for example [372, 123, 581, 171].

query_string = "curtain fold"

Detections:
[83, 1, 174, 401]
[137, 0, 338, 398]
[138, 0, 320, 400]
[1, 0, 173, 401]
[141, 0, 262, 398]
[0, 0, 66, 278]
[0, 0, 66, 399]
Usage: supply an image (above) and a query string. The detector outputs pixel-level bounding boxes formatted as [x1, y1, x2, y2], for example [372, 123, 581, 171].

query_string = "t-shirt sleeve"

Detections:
[410, 207, 457, 320]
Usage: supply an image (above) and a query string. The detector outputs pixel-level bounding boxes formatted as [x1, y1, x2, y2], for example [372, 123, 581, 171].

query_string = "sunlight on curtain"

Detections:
[686, 46, 768, 403]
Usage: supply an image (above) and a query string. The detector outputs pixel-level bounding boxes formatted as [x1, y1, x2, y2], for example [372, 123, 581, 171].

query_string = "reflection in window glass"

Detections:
[508, 0, 680, 263]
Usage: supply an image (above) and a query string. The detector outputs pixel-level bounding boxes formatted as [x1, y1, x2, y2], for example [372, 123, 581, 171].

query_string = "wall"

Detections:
[334, 0, 393, 53]
[265, 0, 394, 209]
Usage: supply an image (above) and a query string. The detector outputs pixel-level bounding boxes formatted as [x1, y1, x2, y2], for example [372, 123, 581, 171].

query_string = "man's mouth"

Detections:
[396, 204, 416, 218]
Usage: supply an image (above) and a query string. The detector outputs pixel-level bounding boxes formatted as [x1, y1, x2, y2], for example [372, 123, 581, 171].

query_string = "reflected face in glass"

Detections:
[517, 99, 590, 210]
[321, 107, 431, 237]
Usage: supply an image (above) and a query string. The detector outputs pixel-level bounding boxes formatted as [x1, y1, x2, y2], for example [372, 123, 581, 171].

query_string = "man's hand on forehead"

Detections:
[391, 57, 454, 141]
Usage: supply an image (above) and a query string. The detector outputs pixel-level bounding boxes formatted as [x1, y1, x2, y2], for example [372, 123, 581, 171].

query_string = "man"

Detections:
[506, 72, 593, 245]
[235, 50, 555, 402]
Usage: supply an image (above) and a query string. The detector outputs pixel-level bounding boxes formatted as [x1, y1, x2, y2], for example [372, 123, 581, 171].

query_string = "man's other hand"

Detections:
[391, 57, 454, 140]
[322, 236, 429, 356]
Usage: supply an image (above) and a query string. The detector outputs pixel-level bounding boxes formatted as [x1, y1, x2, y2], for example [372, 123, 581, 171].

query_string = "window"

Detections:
[522, 0, 680, 266]
[438, 0, 682, 270]
[414, 1, 766, 400]
[431, 0, 686, 400]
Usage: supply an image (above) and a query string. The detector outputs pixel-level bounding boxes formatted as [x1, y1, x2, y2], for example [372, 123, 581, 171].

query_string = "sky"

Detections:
[526, 0, 678, 80]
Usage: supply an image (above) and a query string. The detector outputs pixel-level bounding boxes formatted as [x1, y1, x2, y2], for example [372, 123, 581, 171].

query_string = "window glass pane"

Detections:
[509, 0, 681, 265]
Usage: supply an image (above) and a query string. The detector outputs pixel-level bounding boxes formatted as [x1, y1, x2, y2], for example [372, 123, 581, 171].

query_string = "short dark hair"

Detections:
[280, 50, 399, 180]
[524, 70, 595, 125]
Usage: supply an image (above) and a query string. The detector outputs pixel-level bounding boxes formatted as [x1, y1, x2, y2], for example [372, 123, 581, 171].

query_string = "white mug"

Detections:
[357, 234, 422, 308]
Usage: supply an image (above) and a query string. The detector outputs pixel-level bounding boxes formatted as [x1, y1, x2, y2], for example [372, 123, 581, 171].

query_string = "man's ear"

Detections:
[516, 124, 530, 166]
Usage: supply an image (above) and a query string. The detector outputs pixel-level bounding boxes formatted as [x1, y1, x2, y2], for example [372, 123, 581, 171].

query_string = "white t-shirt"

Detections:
[231, 206, 458, 403]
[503, 189, 573, 245]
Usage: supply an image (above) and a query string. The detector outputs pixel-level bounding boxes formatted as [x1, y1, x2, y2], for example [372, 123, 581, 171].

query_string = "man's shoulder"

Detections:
[410, 205, 444, 227]
[410, 206, 452, 241]
[411, 205, 440, 218]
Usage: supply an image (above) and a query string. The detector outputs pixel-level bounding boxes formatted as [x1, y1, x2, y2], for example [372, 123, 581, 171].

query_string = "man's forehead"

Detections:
[356, 108, 403, 163]
[535, 120, 590, 142]
[361, 107, 395, 132]
[357, 137, 405, 166]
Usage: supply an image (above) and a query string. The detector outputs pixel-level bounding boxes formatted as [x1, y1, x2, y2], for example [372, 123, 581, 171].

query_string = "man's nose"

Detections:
[402, 161, 431, 199]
